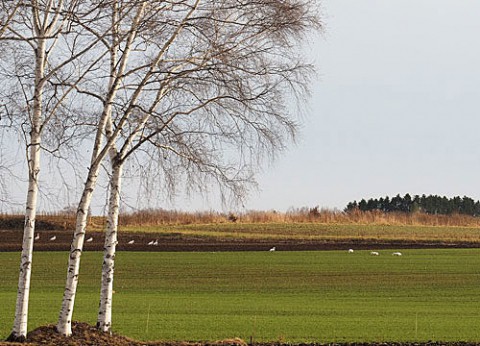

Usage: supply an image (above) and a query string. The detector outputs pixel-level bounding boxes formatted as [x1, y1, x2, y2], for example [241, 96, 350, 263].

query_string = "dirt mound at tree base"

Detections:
[1, 323, 480, 346]
[1, 322, 250, 346]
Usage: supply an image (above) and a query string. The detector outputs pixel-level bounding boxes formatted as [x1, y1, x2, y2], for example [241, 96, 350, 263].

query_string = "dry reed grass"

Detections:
[232, 208, 480, 227]
[2, 207, 480, 230]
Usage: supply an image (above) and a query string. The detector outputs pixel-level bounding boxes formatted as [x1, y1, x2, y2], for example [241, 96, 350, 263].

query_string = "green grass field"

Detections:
[1, 249, 480, 343]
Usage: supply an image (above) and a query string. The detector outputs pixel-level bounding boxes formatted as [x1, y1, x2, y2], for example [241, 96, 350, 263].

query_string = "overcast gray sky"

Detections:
[4, 1, 480, 214]
[117, 1, 480, 212]
[222, 0, 480, 211]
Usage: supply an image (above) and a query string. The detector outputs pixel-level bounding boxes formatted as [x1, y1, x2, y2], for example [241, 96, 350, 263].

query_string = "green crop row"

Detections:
[1, 249, 480, 342]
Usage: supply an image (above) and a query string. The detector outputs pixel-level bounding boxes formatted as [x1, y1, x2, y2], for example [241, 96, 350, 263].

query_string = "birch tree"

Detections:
[92, 0, 320, 333]
[5, 2, 68, 340]
[49, 0, 319, 336]
[0, 1, 110, 340]
[57, 1, 162, 335]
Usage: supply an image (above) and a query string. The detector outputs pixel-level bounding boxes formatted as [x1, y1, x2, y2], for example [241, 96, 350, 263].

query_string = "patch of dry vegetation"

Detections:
[0, 213, 103, 231]
[0, 322, 250, 346]
[106, 207, 480, 227]
[2, 208, 480, 231]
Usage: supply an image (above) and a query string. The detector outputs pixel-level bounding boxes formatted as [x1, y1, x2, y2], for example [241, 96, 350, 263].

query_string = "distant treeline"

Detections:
[345, 194, 480, 216]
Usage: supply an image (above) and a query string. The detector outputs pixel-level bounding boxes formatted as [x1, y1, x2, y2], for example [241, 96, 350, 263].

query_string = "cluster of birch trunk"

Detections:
[0, 0, 320, 342]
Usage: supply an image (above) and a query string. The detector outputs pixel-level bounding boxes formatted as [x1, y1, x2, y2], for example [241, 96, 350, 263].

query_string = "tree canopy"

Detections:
[0, 0, 321, 340]
[345, 193, 480, 216]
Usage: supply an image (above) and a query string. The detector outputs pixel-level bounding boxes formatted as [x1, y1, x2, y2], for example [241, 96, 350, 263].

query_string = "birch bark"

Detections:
[7, 0, 104, 339]
[96, 158, 122, 332]
[57, 3, 146, 335]
[56, 164, 101, 336]
[95, 104, 151, 332]
[7, 35, 46, 342]
[96, 66, 122, 331]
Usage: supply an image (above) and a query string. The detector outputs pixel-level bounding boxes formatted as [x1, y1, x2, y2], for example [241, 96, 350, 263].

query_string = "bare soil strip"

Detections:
[0, 229, 479, 252]
[1, 322, 480, 346]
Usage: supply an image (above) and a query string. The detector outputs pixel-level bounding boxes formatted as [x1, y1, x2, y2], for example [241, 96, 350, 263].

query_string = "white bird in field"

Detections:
[370, 251, 379, 256]
[86, 237, 93, 242]
[348, 249, 354, 253]
[127, 240, 135, 245]
[49, 235, 56, 241]
[269, 247, 276, 252]
[34, 233, 40, 241]
[147, 240, 154, 245]
[392, 252, 402, 256]
[153, 239, 159, 246]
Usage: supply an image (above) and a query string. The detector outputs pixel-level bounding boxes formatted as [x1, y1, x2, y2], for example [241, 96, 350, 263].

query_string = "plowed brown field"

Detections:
[1, 228, 479, 252]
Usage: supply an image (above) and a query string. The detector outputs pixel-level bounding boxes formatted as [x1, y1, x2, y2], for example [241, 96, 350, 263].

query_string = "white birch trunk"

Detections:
[93, 5, 196, 331]
[96, 159, 123, 332]
[56, 168, 100, 336]
[7, 37, 46, 342]
[8, 136, 41, 342]
[57, 4, 149, 335]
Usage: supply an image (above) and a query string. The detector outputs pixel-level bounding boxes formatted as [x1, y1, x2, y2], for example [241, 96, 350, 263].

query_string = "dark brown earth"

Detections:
[1, 229, 479, 252]
[1, 322, 251, 346]
[0, 322, 479, 346]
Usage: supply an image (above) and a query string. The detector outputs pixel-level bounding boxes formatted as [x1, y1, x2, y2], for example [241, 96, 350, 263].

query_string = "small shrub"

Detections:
[227, 213, 238, 223]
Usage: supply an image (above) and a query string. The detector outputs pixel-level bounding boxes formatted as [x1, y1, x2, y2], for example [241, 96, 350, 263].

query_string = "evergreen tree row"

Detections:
[345, 194, 480, 216]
